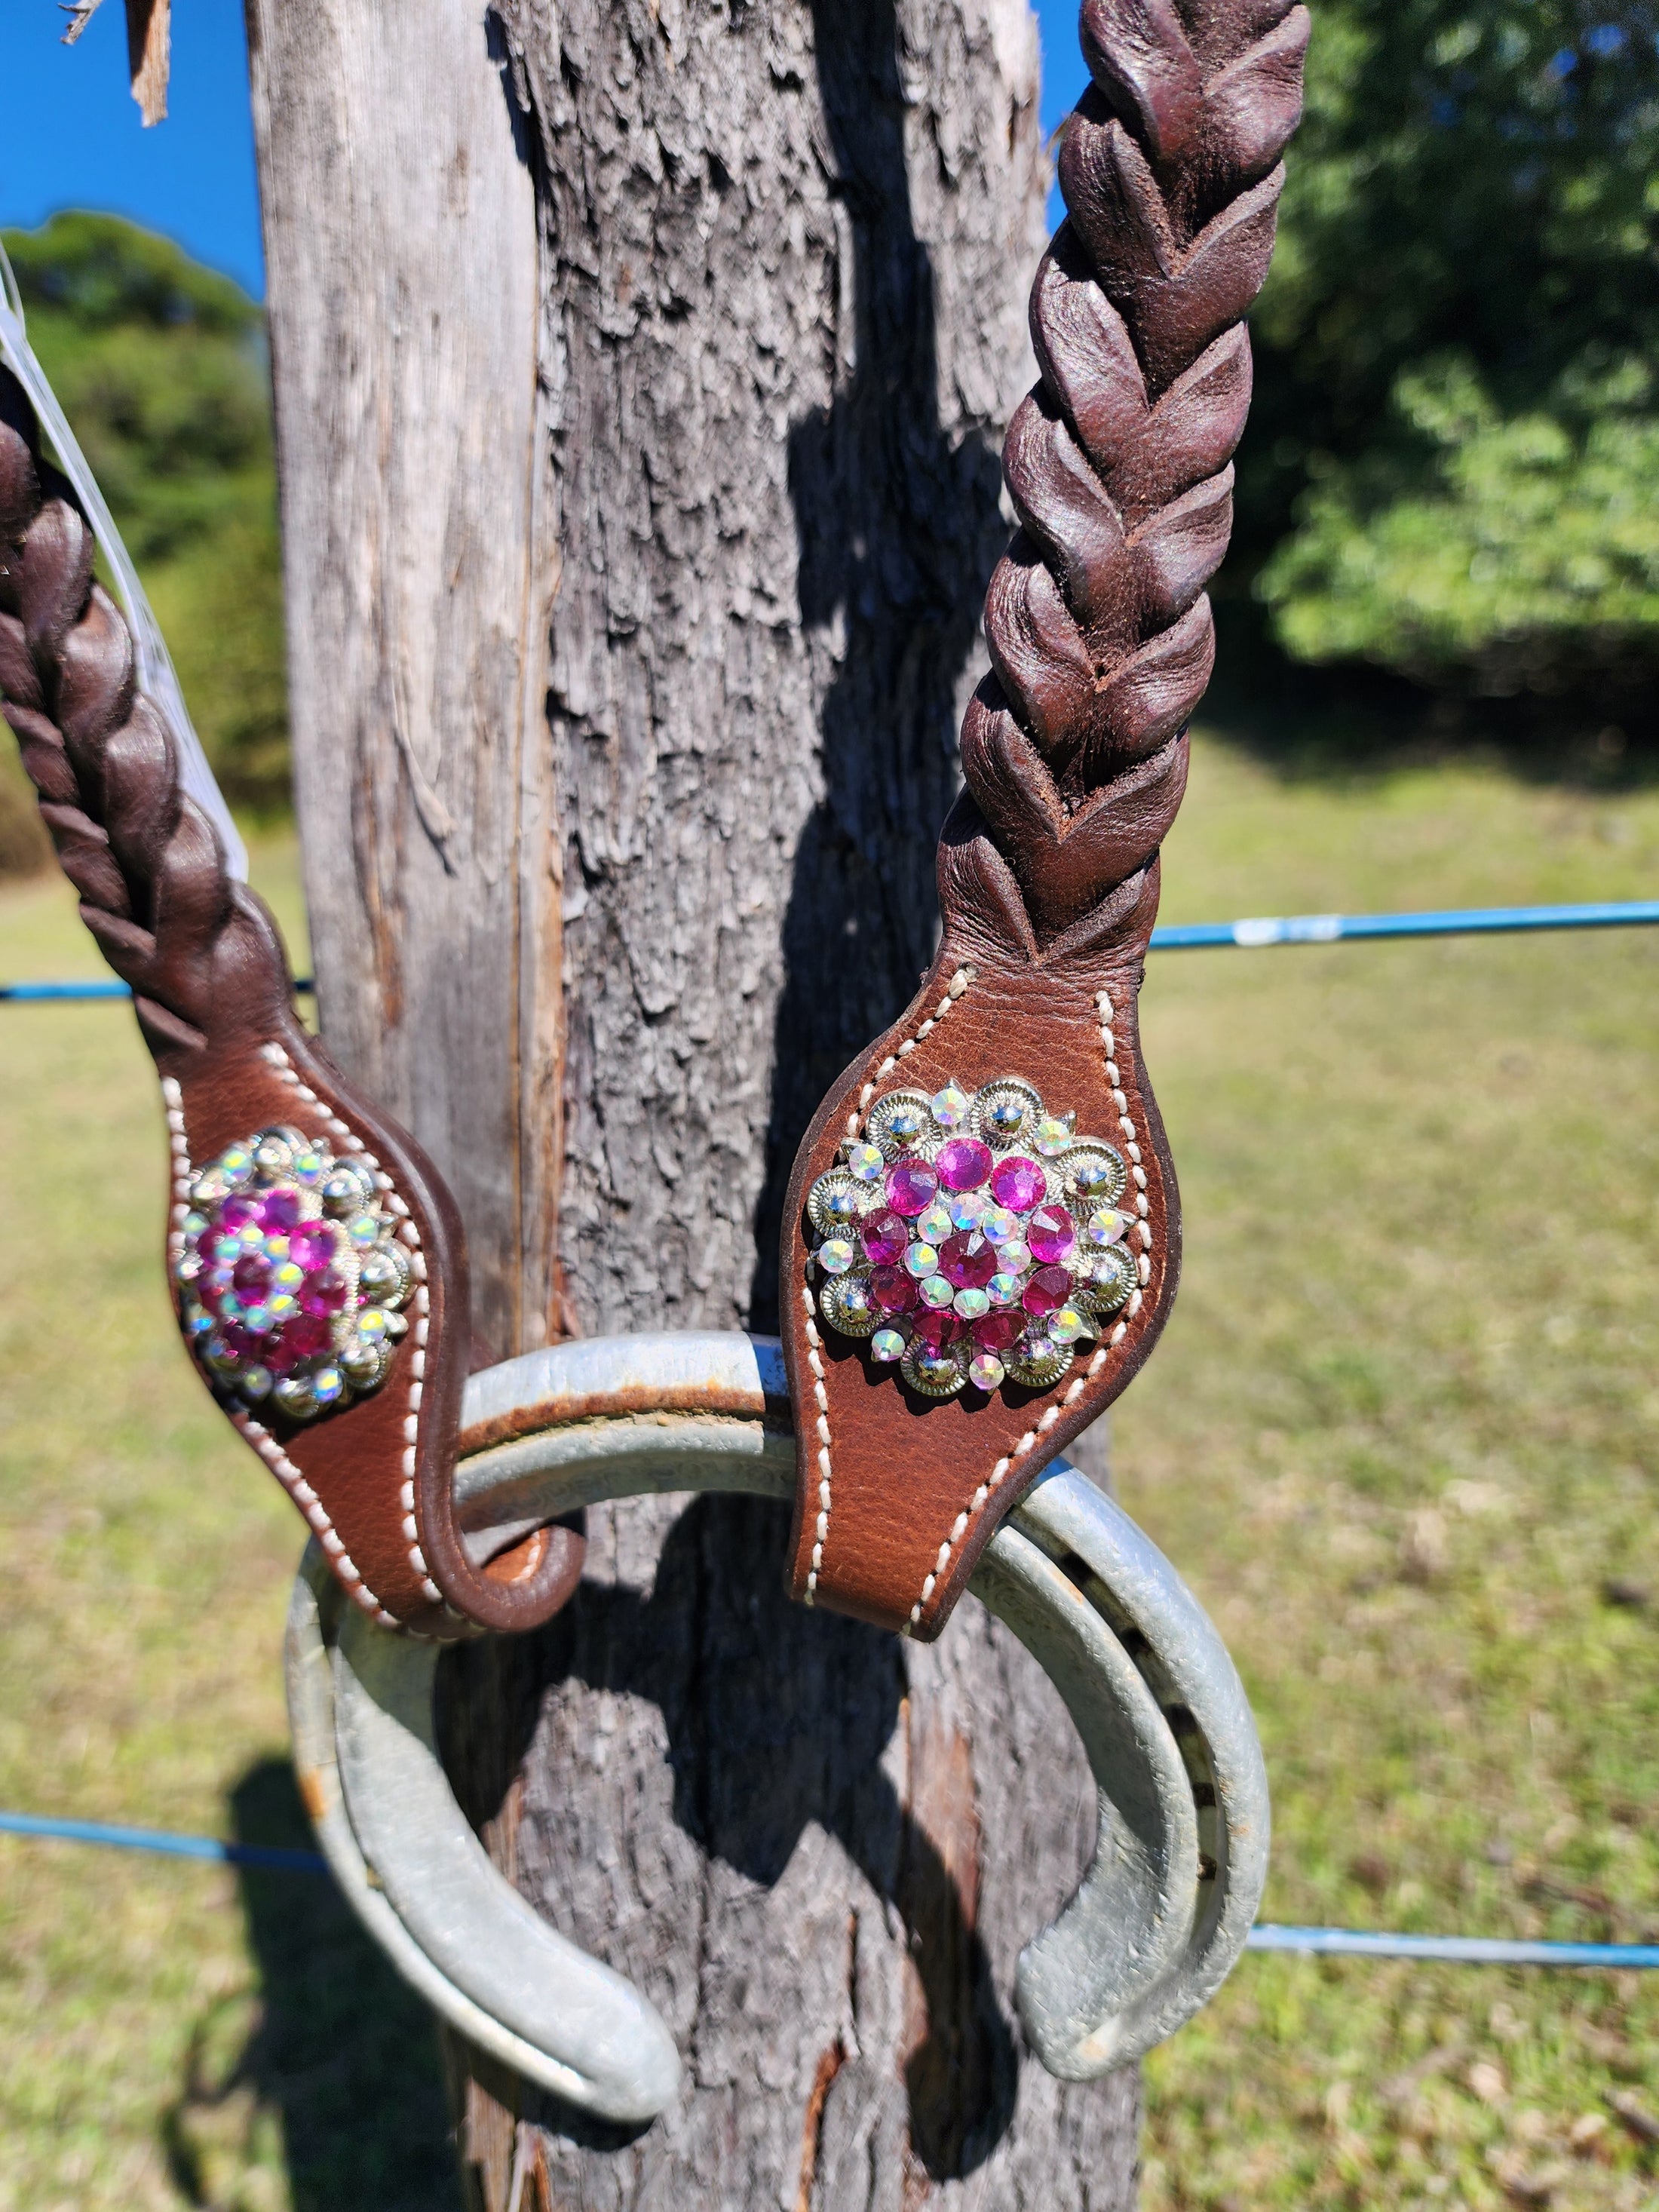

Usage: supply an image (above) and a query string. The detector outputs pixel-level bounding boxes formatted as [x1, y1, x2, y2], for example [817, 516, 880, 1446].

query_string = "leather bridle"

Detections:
[0, 0, 1305, 2106]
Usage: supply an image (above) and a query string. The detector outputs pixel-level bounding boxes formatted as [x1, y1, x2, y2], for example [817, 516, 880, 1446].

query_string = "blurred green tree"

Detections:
[1, 211, 287, 870]
[1243, 1, 1659, 704]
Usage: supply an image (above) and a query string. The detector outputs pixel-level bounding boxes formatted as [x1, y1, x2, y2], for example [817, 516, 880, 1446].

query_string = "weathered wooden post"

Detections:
[246, 2, 1148, 2203]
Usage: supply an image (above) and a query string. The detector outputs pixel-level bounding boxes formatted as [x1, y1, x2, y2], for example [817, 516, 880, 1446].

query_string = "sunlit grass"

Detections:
[1, 741, 1657, 2207]
[0, 846, 458, 2211]
[1130, 739, 1659, 2210]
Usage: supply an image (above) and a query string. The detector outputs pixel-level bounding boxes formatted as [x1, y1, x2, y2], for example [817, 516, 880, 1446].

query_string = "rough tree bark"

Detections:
[247, 3, 1140, 2205]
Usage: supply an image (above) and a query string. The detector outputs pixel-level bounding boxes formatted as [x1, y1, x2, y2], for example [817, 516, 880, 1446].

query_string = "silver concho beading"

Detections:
[804, 1076, 1136, 1401]
[172, 1124, 413, 1423]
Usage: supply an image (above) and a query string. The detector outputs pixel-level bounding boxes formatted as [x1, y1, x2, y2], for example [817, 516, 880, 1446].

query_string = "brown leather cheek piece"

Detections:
[0, 368, 581, 1639]
[780, 0, 1306, 1641]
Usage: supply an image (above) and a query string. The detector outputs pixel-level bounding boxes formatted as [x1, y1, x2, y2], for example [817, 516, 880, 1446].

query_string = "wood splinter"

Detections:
[60, 0, 171, 127]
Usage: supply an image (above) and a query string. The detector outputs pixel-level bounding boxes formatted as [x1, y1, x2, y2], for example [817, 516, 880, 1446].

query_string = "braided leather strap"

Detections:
[781, 0, 1307, 1638]
[0, 368, 581, 1636]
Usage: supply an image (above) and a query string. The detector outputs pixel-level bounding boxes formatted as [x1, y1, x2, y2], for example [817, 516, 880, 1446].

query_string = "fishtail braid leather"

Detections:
[0, 375, 244, 1056]
[965, 0, 1308, 937]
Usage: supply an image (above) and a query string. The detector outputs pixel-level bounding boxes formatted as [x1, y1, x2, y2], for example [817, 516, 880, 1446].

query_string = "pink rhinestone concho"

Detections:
[172, 1125, 413, 1424]
[804, 1077, 1137, 1399]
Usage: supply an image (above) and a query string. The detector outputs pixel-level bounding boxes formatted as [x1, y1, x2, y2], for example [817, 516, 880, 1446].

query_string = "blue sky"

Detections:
[0, 0, 1085, 299]
[2, 0, 263, 293]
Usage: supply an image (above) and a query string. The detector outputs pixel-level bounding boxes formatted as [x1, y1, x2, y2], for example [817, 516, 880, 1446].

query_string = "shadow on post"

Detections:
[750, 0, 1010, 1330]
[440, 1493, 1022, 2181]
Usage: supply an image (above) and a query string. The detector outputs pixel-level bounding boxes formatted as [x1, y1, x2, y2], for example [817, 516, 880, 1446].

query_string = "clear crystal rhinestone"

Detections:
[988, 1270, 1024, 1307]
[845, 1140, 886, 1183]
[1084, 1207, 1128, 1247]
[931, 1085, 971, 1129]
[311, 1364, 346, 1407]
[871, 1327, 906, 1363]
[948, 1188, 987, 1230]
[915, 1202, 955, 1244]
[952, 1287, 990, 1320]
[918, 1275, 955, 1310]
[1048, 1305, 1091, 1344]
[1034, 1115, 1073, 1157]
[819, 1238, 857, 1275]
[967, 1352, 1005, 1391]
[903, 1241, 940, 1278]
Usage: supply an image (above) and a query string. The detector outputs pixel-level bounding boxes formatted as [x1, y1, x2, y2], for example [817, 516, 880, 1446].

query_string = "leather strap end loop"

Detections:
[779, 0, 1302, 1637]
[781, 925, 1179, 1640]
[0, 360, 581, 1639]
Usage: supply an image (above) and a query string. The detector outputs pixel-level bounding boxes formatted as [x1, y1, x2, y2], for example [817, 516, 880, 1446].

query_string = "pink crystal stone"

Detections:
[989, 1155, 1044, 1212]
[885, 1158, 940, 1218]
[199, 1269, 234, 1316]
[860, 1210, 911, 1266]
[910, 1308, 960, 1351]
[870, 1266, 918, 1314]
[299, 1269, 350, 1317]
[218, 1193, 262, 1233]
[938, 1230, 997, 1290]
[289, 1221, 338, 1273]
[232, 1254, 271, 1296]
[263, 1333, 302, 1376]
[1026, 1202, 1076, 1265]
[971, 1310, 1024, 1352]
[220, 1322, 262, 1361]
[935, 1137, 992, 1192]
[284, 1314, 334, 1360]
[1022, 1266, 1072, 1316]
[258, 1186, 305, 1234]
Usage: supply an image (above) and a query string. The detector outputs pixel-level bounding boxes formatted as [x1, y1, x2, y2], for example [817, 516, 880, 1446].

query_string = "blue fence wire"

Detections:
[1148, 897, 1659, 951]
[8, 895, 1657, 1967]
[1243, 1925, 1659, 1969]
[6, 898, 1659, 1002]
[5, 1808, 1656, 1968]
[0, 1807, 330, 1873]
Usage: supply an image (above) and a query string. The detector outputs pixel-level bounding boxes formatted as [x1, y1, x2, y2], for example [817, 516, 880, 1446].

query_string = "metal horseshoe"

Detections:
[286, 1331, 1268, 2124]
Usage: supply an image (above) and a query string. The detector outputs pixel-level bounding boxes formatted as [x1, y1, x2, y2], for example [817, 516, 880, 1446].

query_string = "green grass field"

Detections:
[2, 735, 1656, 2210]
